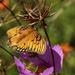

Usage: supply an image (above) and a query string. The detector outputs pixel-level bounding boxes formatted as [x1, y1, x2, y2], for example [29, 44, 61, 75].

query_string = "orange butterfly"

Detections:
[6, 26, 46, 54]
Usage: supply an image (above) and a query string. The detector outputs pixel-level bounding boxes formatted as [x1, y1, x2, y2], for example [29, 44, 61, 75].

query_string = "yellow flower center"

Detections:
[37, 65, 47, 73]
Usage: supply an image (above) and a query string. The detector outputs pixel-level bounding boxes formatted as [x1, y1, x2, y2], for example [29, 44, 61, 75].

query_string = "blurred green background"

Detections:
[0, 0, 75, 75]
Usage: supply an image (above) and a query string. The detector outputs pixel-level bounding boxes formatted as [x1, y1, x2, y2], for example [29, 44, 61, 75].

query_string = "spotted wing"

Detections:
[7, 26, 31, 38]
[12, 31, 46, 54]
[28, 31, 46, 54]
[6, 26, 31, 47]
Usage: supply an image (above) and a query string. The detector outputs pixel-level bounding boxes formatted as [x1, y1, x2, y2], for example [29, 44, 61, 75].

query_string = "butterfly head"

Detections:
[32, 26, 38, 31]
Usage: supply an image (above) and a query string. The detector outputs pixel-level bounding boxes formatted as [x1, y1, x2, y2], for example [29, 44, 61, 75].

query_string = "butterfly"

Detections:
[6, 26, 46, 54]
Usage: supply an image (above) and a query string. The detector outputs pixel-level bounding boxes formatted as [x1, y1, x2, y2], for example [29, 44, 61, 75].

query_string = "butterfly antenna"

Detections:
[0, 1, 21, 26]
[0, 46, 14, 58]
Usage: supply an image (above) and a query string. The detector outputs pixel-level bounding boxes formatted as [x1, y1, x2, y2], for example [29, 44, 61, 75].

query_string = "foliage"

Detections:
[0, 0, 75, 75]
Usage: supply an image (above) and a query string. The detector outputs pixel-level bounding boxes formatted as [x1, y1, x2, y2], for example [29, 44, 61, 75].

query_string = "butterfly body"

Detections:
[7, 26, 46, 54]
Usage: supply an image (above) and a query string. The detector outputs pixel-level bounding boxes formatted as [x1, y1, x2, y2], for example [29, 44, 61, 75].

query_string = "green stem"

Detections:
[1, 1, 21, 26]
[43, 26, 55, 75]
[0, 46, 14, 58]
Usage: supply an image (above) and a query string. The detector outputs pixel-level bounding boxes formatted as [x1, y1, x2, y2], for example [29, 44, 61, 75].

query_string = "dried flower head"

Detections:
[19, 0, 52, 27]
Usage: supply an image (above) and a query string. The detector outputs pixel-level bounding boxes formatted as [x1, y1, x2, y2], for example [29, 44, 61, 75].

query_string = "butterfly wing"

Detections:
[13, 31, 46, 54]
[12, 34, 30, 53]
[28, 31, 46, 54]
[6, 26, 31, 47]
[7, 26, 31, 38]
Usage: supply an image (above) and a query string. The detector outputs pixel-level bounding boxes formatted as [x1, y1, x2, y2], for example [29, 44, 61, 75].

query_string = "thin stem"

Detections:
[4, 2, 17, 21]
[0, 46, 14, 58]
[0, 17, 20, 27]
[28, 53, 47, 64]
[43, 26, 55, 75]
[36, 55, 47, 64]
[1, 1, 21, 26]
[6, 63, 15, 71]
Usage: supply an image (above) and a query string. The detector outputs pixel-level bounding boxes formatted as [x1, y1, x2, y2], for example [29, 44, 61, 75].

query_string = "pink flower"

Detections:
[14, 42, 63, 75]
[14, 56, 37, 75]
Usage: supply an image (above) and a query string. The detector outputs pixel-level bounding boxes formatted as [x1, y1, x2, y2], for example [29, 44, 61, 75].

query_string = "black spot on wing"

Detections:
[36, 43, 39, 45]
[24, 43, 25, 45]
[36, 36, 42, 41]
[35, 33, 42, 41]
[13, 33, 17, 36]
[27, 44, 33, 52]
[19, 32, 21, 34]
[32, 40, 34, 41]
[34, 48, 36, 51]
[36, 33, 39, 38]
[26, 26, 29, 29]
[13, 46, 27, 53]
[38, 36, 42, 41]
[20, 26, 29, 30]
[36, 48, 39, 52]
[29, 48, 32, 52]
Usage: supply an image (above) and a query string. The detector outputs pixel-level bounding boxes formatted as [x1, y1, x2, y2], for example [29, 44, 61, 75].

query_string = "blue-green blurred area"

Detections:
[0, 0, 75, 75]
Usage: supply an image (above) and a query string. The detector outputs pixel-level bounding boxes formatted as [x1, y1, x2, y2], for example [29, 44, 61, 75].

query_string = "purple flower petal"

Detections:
[19, 41, 63, 74]
[20, 53, 40, 67]
[14, 56, 37, 75]
[47, 44, 63, 73]
[40, 67, 53, 75]
[52, 45, 63, 73]
[52, 45, 63, 60]
[20, 42, 51, 67]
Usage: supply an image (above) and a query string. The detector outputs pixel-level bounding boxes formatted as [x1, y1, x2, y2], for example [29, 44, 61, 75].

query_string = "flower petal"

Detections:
[19, 41, 63, 74]
[53, 45, 63, 60]
[40, 67, 53, 75]
[14, 56, 36, 75]
[20, 42, 51, 67]
[20, 53, 40, 67]
[47, 44, 63, 73]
